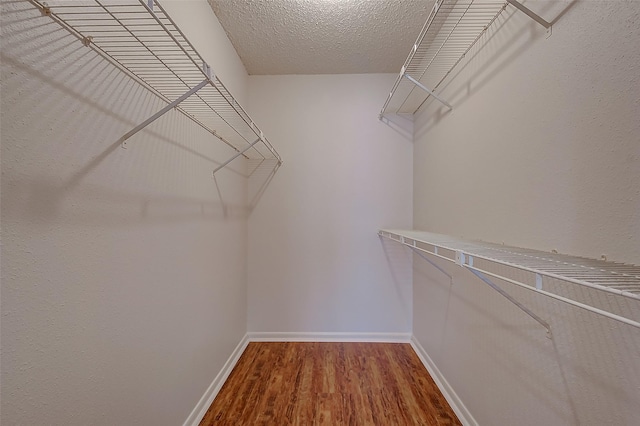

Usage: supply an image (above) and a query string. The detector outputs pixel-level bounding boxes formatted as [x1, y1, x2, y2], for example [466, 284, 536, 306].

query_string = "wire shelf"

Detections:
[381, 0, 547, 116]
[30, 0, 281, 167]
[379, 229, 640, 329]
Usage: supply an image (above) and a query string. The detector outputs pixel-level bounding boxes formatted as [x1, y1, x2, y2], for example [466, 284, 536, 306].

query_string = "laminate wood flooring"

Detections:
[200, 342, 461, 425]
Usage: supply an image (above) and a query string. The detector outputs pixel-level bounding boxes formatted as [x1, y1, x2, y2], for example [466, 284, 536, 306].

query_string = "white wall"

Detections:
[247, 74, 413, 334]
[1, 1, 250, 424]
[162, 0, 248, 103]
[412, 1, 640, 425]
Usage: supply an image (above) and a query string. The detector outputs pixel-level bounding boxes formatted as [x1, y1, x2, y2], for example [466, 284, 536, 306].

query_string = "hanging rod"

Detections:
[381, 0, 552, 117]
[379, 229, 640, 330]
[29, 0, 282, 173]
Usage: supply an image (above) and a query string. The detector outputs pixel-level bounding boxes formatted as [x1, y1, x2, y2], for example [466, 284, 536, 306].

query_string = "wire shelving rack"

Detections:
[380, 0, 551, 117]
[379, 229, 640, 332]
[30, 0, 282, 173]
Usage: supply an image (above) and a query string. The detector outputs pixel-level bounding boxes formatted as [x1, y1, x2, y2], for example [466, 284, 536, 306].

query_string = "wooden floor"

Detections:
[200, 342, 461, 425]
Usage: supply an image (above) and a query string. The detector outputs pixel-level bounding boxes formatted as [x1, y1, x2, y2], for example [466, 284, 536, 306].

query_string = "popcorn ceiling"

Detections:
[208, 0, 434, 75]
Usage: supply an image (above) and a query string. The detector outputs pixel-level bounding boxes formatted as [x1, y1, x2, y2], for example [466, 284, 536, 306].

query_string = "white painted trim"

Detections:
[410, 336, 478, 426]
[247, 331, 412, 343]
[183, 334, 250, 426]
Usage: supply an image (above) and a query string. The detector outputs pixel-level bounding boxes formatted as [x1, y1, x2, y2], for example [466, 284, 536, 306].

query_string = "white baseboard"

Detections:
[183, 334, 250, 426]
[410, 336, 477, 426]
[247, 331, 412, 343]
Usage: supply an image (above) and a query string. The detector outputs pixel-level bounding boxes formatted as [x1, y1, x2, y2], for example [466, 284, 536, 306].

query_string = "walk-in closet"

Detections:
[1, 0, 639, 424]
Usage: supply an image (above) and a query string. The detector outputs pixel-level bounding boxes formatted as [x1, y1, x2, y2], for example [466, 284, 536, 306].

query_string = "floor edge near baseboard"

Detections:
[409, 336, 478, 426]
[183, 334, 250, 426]
[185, 332, 474, 426]
[247, 331, 412, 343]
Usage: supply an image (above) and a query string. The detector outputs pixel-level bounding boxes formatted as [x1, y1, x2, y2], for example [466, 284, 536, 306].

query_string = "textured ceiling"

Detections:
[207, 0, 435, 75]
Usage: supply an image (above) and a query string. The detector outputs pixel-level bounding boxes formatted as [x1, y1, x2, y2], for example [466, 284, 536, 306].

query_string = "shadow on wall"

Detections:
[1, 2, 280, 226]
[408, 246, 640, 425]
[409, 0, 640, 265]
[379, 237, 414, 323]
[414, 1, 577, 138]
[411, 254, 580, 421]
[246, 158, 282, 211]
[378, 113, 414, 142]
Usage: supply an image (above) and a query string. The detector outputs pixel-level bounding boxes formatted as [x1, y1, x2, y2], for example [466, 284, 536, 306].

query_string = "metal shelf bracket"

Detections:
[506, 0, 552, 37]
[465, 256, 552, 338]
[411, 247, 454, 285]
[379, 229, 640, 331]
[403, 73, 453, 110]
[120, 79, 209, 148]
[382, 0, 555, 116]
[212, 136, 262, 175]
[30, 0, 282, 172]
[39, 1, 50, 16]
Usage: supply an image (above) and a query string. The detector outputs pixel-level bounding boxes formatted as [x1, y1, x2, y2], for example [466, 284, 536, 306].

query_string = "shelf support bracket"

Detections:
[120, 79, 209, 148]
[410, 247, 453, 285]
[212, 137, 262, 175]
[464, 256, 551, 338]
[403, 74, 453, 110]
[507, 0, 552, 37]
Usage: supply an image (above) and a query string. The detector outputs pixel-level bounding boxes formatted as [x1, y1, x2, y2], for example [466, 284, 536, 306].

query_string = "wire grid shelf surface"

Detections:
[380, 229, 640, 300]
[382, 0, 509, 116]
[31, 0, 281, 164]
[380, 229, 640, 330]
[378, 229, 640, 330]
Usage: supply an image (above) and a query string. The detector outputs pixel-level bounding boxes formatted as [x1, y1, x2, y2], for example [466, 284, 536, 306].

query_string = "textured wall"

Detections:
[412, 1, 640, 425]
[1, 1, 250, 424]
[247, 74, 413, 334]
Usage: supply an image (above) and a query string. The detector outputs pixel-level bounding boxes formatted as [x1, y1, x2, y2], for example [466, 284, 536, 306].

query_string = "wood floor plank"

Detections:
[199, 342, 461, 426]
